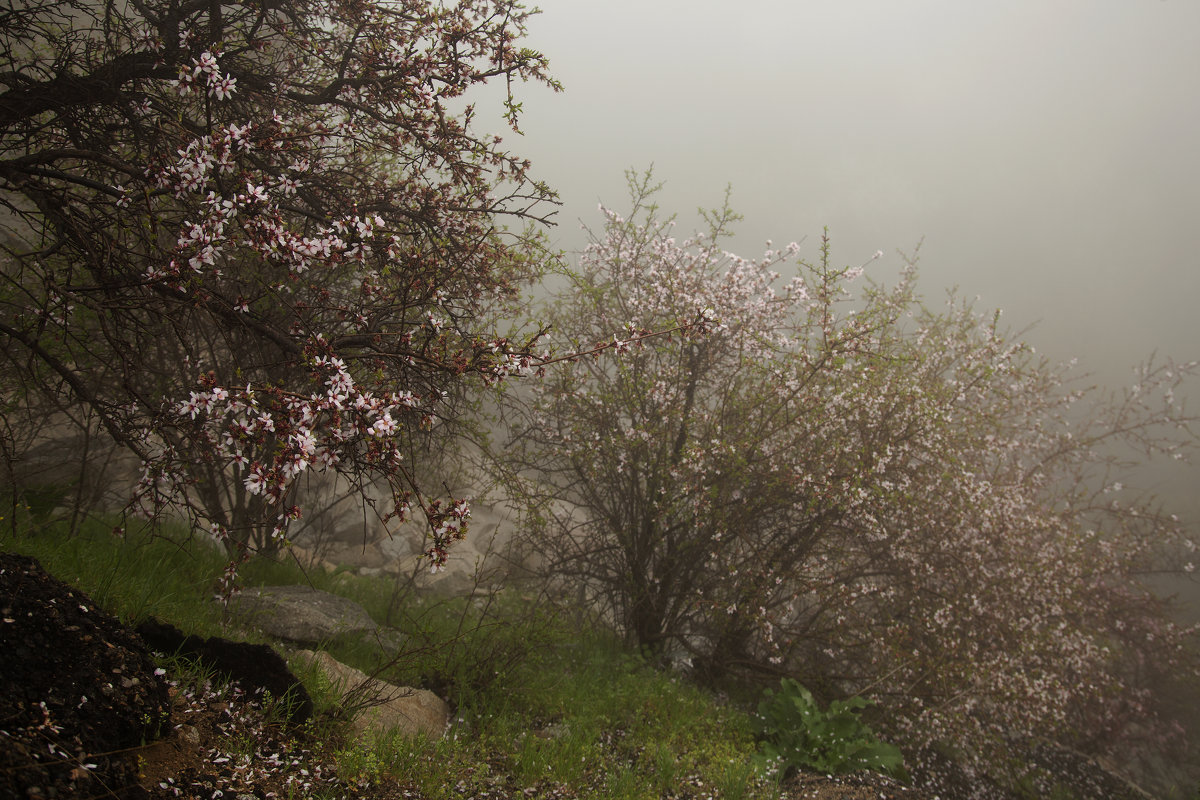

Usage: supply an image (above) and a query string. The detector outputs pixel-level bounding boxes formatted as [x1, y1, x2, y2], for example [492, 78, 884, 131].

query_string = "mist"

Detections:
[494, 0, 1200, 541]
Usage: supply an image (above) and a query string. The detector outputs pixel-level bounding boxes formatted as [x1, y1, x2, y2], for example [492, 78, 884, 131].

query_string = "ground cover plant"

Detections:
[754, 678, 903, 780]
[501, 171, 1200, 796]
[0, 514, 805, 800]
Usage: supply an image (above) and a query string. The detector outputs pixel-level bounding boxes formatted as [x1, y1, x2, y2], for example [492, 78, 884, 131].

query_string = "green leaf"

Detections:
[753, 679, 904, 778]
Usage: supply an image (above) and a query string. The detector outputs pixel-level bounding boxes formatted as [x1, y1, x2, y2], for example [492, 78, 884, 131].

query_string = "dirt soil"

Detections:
[0, 552, 170, 799]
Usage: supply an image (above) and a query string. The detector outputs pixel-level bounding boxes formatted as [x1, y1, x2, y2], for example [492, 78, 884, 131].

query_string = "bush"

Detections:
[503, 169, 1200, 787]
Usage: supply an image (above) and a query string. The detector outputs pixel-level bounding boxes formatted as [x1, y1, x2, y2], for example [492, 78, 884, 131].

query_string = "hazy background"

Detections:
[490, 0, 1200, 545]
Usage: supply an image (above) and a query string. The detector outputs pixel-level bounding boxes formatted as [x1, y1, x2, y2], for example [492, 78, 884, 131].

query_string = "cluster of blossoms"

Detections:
[509, 173, 1200, 792]
[171, 359, 412, 498]
[1, 0, 562, 580]
[169, 49, 237, 100]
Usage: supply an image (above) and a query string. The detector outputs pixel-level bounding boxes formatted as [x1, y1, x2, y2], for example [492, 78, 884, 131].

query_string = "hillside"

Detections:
[0, 513, 1171, 800]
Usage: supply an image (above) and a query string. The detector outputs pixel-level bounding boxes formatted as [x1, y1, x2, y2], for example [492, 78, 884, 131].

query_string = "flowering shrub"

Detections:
[0, 0, 559, 570]
[506, 170, 1200, 790]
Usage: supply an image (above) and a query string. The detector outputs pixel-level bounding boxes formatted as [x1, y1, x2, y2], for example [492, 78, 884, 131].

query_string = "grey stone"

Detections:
[281, 545, 338, 573]
[292, 650, 449, 740]
[399, 549, 485, 596]
[322, 541, 386, 569]
[377, 531, 419, 560]
[226, 585, 378, 644]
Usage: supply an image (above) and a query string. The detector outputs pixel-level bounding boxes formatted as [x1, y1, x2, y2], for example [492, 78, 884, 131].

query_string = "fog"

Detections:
[493, 0, 1200, 539]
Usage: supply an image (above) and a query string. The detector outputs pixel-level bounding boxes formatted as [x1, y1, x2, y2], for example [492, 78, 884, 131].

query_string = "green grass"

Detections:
[1, 506, 232, 635]
[1, 506, 779, 800]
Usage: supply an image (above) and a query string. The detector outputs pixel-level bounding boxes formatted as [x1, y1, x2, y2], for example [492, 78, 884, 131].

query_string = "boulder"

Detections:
[282, 544, 339, 574]
[378, 530, 419, 560]
[403, 552, 484, 596]
[0, 553, 170, 799]
[226, 584, 378, 645]
[322, 540, 388, 569]
[292, 649, 450, 740]
[400, 519, 502, 596]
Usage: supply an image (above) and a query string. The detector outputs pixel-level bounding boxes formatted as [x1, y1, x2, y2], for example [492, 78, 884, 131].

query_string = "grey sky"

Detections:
[508, 0, 1200, 384]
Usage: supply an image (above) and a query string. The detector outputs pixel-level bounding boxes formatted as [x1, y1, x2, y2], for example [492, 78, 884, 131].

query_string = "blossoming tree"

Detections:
[0, 0, 561, 572]
[506, 171, 1200, 789]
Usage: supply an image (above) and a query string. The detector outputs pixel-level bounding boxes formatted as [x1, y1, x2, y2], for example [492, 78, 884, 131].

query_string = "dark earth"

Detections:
[134, 616, 314, 725]
[0, 552, 169, 799]
[0, 551, 1157, 800]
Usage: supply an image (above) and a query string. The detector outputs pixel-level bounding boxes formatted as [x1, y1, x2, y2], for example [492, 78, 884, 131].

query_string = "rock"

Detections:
[135, 617, 313, 723]
[283, 545, 339, 573]
[226, 584, 379, 644]
[279, 484, 534, 589]
[292, 649, 450, 740]
[0, 553, 170, 800]
[287, 541, 389, 574]
[398, 533, 495, 596]
[378, 531, 419, 560]
[410, 555, 482, 595]
[177, 724, 202, 746]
